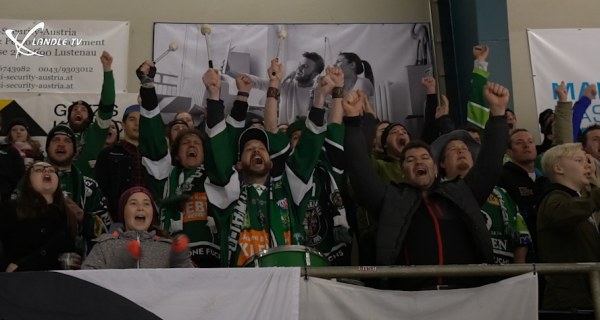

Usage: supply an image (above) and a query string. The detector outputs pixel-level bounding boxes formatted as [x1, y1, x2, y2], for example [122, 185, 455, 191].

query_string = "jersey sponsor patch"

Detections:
[306, 201, 328, 246]
[277, 198, 289, 210]
[183, 192, 208, 223]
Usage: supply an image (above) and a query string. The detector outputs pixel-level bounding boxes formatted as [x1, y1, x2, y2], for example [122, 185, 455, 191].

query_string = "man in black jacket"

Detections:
[498, 129, 550, 262]
[0, 114, 25, 203]
[95, 105, 146, 223]
[344, 82, 509, 290]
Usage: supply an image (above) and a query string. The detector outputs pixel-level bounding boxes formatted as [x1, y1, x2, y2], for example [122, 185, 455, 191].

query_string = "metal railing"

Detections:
[301, 263, 600, 319]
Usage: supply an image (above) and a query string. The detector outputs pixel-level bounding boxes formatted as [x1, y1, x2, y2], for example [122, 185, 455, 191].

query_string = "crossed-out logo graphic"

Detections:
[4, 21, 83, 59]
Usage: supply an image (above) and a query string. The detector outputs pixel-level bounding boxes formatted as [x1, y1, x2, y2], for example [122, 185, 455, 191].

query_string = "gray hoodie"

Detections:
[82, 229, 193, 269]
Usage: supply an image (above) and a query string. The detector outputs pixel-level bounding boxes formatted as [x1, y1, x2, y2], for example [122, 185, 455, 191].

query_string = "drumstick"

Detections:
[201, 24, 213, 69]
[153, 42, 178, 64]
[272, 30, 287, 76]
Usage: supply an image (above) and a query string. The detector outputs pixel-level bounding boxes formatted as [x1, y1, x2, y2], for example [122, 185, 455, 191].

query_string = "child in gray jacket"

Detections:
[82, 187, 193, 269]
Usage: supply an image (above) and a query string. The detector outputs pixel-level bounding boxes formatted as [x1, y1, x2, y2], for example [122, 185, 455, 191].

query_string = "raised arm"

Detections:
[137, 61, 171, 200]
[326, 66, 345, 125]
[464, 82, 509, 206]
[421, 77, 439, 144]
[552, 81, 574, 145]
[573, 84, 596, 142]
[467, 45, 491, 130]
[73, 51, 115, 175]
[284, 75, 335, 205]
[264, 59, 283, 133]
[343, 91, 388, 218]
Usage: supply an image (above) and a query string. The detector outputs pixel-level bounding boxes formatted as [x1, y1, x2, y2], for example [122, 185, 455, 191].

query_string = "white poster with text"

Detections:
[528, 28, 600, 129]
[0, 20, 129, 93]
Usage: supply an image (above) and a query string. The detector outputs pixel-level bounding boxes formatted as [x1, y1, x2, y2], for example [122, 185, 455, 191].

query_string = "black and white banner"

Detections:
[153, 23, 433, 129]
[0, 268, 538, 320]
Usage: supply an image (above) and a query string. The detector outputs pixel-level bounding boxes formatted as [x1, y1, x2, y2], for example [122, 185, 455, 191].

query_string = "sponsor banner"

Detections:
[0, 20, 129, 93]
[528, 28, 600, 130]
[0, 92, 139, 147]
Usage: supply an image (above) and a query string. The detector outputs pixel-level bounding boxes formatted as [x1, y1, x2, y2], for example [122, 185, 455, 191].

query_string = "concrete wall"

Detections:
[0, 0, 432, 93]
[507, 0, 600, 142]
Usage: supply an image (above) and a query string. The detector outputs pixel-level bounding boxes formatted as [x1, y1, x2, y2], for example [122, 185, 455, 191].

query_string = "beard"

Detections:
[49, 155, 72, 169]
[241, 161, 272, 180]
[68, 118, 89, 133]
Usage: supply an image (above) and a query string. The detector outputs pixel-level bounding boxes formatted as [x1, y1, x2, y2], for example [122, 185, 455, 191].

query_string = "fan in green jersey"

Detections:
[138, 62, 238, 268]
[61, 51, 116, 178]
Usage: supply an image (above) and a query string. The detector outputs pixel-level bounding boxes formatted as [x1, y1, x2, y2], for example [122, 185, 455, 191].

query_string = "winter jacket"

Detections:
[0, 200, 75, 272]
[536, 183, 600, 309]
[0, 141, 24, 203]
[345, 114, 508, 266]
[498, 162, 550, 261]
[95, 141, 135, 222]
[81, 229, 193, 269]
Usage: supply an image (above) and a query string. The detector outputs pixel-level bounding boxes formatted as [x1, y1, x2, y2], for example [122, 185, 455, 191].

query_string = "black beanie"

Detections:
[6, 118, 29, 134]
[67, 100, 94, 125]
[46, 124, 77, 153]
[381, 123, 410, 150]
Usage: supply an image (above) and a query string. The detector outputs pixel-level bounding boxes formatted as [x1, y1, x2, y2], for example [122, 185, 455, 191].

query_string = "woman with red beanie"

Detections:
[82, 187, 193, 269]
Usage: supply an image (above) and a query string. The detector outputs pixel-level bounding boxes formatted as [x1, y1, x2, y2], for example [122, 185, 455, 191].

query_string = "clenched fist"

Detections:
[342, 90, 365, 117]
[484, 82, 510, 116]
[316, 75, 336, 98]
[473, 45, 490, 61]
[100, 51, 113, 72]
[202, 69, 221, 100]
[236, 74, 252, 93]
[268, 59, 283, 83]
[583, 84, 598, 100]
[326, 66, 344, 87]
[421, 77, 436, 94]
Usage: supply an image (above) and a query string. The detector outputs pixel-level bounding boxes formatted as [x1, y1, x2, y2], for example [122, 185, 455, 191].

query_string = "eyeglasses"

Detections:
[32, 165, 57, 174]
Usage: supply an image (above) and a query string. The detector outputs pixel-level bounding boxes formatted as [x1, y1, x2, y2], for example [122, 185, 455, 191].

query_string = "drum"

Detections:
[242, 245, 329, 267]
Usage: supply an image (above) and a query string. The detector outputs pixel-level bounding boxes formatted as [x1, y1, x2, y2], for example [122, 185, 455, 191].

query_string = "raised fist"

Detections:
[421, 77, 436, 94]
[100, 51, 113, 72]
[484, 82, 510, 116]
[473, 45, 490, 61]
[316, 75, 336, 97]
[136, 60, 156, 84]
[435, 95, 449, 119]
[342, 90, 365, 117]
[202, 69, 221, 94]
[555, 81, 568, 102]
[326, 66, 344, 87]
[268, 59, 283, 82]
[584, 84, 598, 100]
[236, 74, 252, 93]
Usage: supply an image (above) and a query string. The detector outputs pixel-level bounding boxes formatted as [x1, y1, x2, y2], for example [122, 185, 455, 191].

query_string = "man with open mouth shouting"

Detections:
[138, 61, 236, 268]
[60, 51, 116, 178]
[345, 80, 511, 291]
[12, 124, 111, 257]
[206, 59, 330, 267]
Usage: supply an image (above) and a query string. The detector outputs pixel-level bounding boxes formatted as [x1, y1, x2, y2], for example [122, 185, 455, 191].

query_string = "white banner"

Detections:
[0, 20, 129, 93]
[300, 273, 539, 320]
[528, 28, 600, 129]
[0, 269, 538, 320]
[0, 93, 139, 148]
[153, 23, 433, 128]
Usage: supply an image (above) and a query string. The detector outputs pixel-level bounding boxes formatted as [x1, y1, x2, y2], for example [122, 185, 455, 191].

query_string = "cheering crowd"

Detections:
[0, 46, 599, 312]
